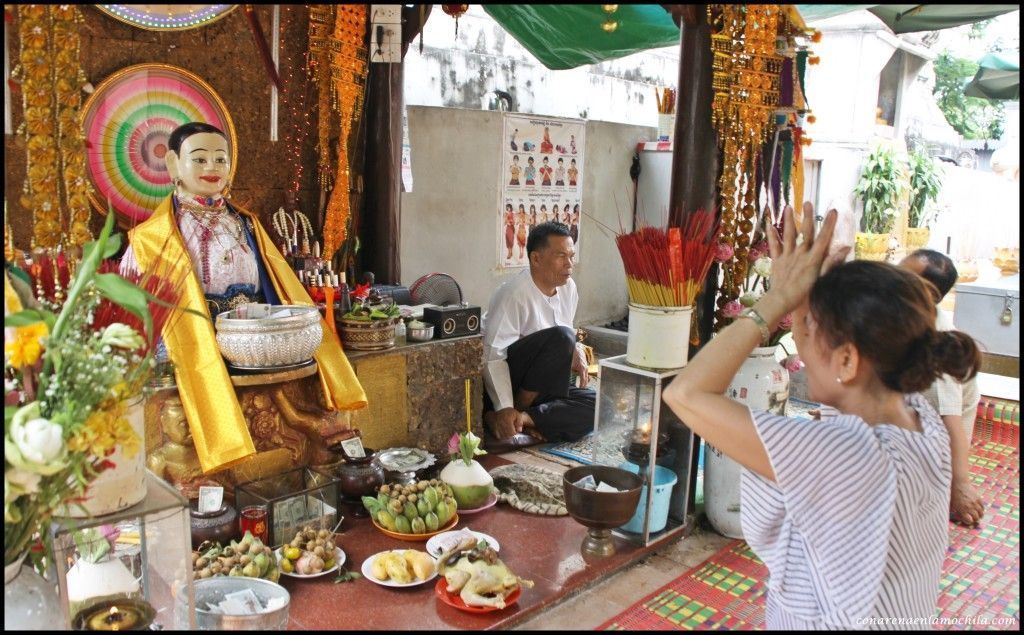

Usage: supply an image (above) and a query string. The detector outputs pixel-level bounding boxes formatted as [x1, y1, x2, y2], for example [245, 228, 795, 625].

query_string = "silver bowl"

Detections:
[215, 305, 322, 368]
[192, 576, 290, 630]
[407, 324, 435, 341]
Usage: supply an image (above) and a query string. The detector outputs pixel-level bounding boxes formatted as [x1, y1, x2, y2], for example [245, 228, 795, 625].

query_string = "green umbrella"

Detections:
[964, 52, 1019, 100]
[483, 5, 1019, 71]
[863, 5, 1018, 34]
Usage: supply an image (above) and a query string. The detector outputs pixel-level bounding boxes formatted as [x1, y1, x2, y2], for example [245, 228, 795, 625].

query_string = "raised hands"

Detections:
[764, 202, 850, 315]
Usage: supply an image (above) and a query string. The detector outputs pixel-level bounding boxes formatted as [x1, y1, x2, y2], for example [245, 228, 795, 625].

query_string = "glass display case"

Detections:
[592, 355, 697, 546]
[234, 466, 340, 548]
[50, 470, 194, 630]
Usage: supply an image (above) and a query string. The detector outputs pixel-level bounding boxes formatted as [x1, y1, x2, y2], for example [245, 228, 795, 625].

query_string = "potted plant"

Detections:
[439, 431, 494, 510]
[906, 149, 942, 251]
[853, 145, 905, 260]
[337, 291, 401, 351]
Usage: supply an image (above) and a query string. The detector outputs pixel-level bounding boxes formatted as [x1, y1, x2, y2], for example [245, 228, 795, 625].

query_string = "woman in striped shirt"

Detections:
[663, 204, 981, 629]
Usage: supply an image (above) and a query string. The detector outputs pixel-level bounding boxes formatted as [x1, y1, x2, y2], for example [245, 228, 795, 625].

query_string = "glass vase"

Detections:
[4, 552, 66, 630]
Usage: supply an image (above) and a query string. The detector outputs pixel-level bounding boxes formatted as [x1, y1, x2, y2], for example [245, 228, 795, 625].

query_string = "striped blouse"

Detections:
[741, 393, 951, 629]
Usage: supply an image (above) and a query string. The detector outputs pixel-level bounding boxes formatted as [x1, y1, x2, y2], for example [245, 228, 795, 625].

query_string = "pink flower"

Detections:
[749, 240, 769, 261]
[714, 242, 734, 263]
[447, 433, 460, 455]
[722, 300, 743, 318]
[777, 313, 794, 331]
[782, 354, 804, 372]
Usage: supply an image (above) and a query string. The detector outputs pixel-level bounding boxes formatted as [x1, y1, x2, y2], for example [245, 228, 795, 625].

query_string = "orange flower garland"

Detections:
[308, 5, 369, 261]
[13, 5, 92, 250]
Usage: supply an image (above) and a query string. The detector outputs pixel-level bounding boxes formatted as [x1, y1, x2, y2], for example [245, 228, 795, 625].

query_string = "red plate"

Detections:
[434, 578, 521, 613]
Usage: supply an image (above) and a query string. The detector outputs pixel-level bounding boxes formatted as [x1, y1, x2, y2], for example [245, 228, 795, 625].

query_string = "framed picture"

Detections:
[81, 63, 236, 225]
[93, 5, 238, 31]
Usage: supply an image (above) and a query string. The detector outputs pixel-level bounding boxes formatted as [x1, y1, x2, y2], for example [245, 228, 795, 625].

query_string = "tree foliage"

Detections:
[933, 52, 1005, 140]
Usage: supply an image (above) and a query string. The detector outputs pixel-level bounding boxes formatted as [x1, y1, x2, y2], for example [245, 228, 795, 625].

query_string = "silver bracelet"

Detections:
[738, 307, 771, 346]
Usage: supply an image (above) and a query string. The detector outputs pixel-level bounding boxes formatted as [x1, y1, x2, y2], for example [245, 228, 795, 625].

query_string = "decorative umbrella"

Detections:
[964, 52, 1019, 101]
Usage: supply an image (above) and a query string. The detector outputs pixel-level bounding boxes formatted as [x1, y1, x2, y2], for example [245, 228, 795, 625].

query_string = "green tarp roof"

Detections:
[965, 52, 1020, 100]
[484, 5, 1019, 70]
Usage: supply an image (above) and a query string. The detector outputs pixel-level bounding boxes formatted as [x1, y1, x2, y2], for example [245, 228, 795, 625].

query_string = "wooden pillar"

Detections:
[665, 5, 719, 349]
[357, 5, 432, 286]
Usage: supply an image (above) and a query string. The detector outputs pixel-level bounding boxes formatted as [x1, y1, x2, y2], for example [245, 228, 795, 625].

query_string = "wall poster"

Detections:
[497, 114, 585, 269]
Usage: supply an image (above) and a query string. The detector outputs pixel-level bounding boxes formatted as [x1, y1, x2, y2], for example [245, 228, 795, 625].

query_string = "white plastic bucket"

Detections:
[626, 303, 692, 370]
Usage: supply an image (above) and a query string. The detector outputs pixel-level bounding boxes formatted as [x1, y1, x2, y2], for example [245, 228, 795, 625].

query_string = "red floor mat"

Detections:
[600, 401, 1021, 631]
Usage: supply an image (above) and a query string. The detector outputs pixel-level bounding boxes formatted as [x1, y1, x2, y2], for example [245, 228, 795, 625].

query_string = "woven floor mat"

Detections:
[600, 432, 1020, 631]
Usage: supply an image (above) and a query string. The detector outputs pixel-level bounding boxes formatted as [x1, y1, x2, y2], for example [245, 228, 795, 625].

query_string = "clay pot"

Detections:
[334, 450, 386, 515]
[189, 502, 239, 550]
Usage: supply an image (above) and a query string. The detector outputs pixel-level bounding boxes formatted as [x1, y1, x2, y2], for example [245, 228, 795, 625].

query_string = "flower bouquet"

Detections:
[5, 212, 185, 571]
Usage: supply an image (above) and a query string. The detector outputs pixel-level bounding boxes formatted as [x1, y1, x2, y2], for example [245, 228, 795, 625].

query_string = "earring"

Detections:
[835, 376, 843, 384]
[172, 177, 183, 187]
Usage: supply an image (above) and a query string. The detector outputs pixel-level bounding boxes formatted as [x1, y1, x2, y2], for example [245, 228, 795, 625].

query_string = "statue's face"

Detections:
[174, 132, 230, 198]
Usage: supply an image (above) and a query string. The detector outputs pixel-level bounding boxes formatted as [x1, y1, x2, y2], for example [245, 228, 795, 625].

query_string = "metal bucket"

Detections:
[625, 303, 692, 370]
[193, 577, 290, 630]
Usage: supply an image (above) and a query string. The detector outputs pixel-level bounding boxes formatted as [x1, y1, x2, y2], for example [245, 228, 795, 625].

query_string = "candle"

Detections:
[75, 598, 156, 631]
[465, 378, 471, 434]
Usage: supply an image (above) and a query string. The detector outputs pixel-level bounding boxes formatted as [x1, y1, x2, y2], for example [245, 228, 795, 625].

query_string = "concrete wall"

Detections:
[400, 105, 655, 327]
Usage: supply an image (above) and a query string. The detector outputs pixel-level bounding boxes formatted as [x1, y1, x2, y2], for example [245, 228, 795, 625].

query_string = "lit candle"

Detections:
[465, 378, 472, 434]
[76, 598, 156, 631]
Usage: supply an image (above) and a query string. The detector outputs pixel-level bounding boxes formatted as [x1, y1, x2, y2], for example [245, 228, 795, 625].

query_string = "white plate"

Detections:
[361, 550, 438, 588]
[425, 529, 500, 558]
[276, 546, 346, 578]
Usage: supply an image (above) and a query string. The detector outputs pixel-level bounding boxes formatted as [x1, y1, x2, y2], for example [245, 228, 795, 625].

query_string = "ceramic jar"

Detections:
[705, 346, 789, 539]
[334, 451, 385, 516]
[5, 553, 65, 631]
[189, 502, 239, 549]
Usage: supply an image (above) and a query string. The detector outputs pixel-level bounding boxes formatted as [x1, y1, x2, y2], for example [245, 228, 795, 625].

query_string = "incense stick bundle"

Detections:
[615, 209, 719, 308]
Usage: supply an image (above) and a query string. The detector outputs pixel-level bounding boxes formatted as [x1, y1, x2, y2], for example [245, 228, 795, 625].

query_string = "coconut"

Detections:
[441, 431, 494, 509]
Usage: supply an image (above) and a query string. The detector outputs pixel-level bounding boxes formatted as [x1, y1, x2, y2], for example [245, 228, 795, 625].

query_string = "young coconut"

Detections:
[439, 431, 494, 510]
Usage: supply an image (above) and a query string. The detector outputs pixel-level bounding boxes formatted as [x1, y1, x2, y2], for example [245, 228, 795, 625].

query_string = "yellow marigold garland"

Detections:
[13, 5, 92, 250]
[309, 5, 369, 261]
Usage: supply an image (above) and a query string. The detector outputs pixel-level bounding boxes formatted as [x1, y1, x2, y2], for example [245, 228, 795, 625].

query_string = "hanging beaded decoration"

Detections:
[709, 5, 785, 331]
[13, 5, 93, 250]
[308, 5, 369, 261]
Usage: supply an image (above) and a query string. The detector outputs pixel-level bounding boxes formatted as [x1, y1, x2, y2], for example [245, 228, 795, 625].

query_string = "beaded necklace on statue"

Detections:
[175, 195, 249, 286]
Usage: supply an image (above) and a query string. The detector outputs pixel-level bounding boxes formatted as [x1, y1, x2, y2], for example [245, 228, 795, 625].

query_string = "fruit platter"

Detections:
[363, 479, 460, 539]
[362, 549, 438, 587]
[191, 531, 279, 583]
[276, 524, 342, 576]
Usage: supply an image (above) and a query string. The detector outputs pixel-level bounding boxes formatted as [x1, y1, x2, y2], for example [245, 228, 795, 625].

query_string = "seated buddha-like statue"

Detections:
[122, 122, 366, 486]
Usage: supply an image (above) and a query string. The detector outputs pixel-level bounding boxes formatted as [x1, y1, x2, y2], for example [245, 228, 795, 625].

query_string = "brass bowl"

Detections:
[563, 466, 643, 556]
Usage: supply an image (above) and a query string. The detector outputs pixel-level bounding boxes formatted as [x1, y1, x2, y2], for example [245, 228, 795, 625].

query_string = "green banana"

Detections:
[423, 486, 439, 508]
[403, 501, 419, 521]
[434, 500, 450, 526]
[394, 514, 412, 534]
[362, 496, 382, 514]
[416, 497, 431, 517]
[411, 517, 426, 534]
[424, 511, 439, 532]
[377, 509, 397, 531]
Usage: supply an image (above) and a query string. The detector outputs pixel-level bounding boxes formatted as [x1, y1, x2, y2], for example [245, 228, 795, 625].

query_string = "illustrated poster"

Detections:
[498, 114, 585, 268]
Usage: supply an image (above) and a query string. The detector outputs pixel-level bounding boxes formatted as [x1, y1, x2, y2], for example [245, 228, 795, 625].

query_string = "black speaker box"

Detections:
[422, 305, 481, 339]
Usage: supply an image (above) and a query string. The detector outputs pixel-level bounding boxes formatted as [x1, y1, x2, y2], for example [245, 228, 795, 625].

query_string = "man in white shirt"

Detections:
[481, 222, 595, 451]
[900, 249, 985, 527]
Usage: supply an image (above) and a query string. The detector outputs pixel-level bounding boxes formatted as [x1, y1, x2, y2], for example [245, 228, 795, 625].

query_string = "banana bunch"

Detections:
[362, 479, 456, 535]
[369, 549, 436, 584]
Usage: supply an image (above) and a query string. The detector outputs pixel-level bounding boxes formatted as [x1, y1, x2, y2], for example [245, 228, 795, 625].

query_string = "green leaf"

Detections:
[4, 309, 54, 328]
[93, 272, 153, 337]
[81, 230, 122, 262]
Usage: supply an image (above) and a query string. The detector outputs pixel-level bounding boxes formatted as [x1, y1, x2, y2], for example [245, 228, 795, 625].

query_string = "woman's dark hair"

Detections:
[168, 122, 227, 154]
[909, 249, 958, 301]
[810, 261, 981, 393]
[527, 221, 571, 255]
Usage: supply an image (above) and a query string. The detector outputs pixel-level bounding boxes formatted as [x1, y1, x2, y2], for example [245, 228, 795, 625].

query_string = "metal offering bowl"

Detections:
[563, 465, 643, 556]
[215, 304, 322, 368]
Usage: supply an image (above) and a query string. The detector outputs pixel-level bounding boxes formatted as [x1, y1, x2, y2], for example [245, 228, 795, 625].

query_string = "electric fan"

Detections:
[409, 273, 464, 306]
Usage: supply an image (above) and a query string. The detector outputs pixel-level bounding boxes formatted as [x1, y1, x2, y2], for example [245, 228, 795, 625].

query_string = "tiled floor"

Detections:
[505, 450, 732, 631]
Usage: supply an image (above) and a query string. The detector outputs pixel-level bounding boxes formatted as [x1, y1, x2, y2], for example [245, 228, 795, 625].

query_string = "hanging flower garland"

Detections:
[13, 5, 92, 250]
[308, 5, 369, 261]
[708, 4, 786, 331]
